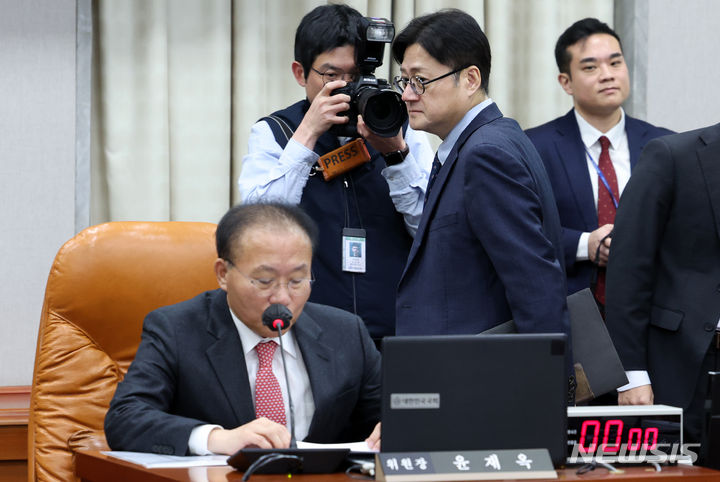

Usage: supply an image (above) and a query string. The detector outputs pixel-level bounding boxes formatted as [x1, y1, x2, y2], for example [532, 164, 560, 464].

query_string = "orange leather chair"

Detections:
[28, 222, 220, 481]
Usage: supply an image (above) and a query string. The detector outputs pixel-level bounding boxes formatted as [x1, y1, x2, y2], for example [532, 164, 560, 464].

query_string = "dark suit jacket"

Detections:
[396, 103, 570, 348]
[104, 289, 381, 455]
[525, 109, 673, 294]
[605, 123, 720, 410]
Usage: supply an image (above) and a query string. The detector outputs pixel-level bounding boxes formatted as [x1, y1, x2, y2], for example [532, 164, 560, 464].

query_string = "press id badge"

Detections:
[342, 228, 366, 273]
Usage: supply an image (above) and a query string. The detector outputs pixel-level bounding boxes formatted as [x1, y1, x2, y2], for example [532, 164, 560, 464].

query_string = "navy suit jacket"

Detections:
[525, 109, 673, 294]
[105, 289, 381, 455]
[606, 123, 720, 410]
[396, 103, 570, 349]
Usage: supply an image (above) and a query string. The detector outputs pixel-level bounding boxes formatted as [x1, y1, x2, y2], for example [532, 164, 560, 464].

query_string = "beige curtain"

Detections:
[485, 0, 612, 130]
[91, 0, 611, 223]
[92, 0, 233, 223]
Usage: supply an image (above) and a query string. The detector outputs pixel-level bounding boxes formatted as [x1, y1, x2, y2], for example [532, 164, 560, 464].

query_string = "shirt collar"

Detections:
[574, 107, 626, 150]
[229, 306, 298, 359]
[438, 98, 494, 164]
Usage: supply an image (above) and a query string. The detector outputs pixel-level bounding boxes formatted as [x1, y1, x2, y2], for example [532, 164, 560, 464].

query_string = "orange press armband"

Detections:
[318, 138, 371, 181]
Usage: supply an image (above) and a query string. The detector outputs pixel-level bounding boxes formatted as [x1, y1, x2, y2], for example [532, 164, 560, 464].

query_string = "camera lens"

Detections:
[357, 88, 408, 137]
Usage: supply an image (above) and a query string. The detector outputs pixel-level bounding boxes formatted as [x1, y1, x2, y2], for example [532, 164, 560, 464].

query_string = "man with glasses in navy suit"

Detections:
[391, 9, 573, 395]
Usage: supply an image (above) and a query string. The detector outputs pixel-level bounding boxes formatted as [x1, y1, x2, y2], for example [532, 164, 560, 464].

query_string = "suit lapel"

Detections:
[553, 110, 597, 229]
[697, 124, 720, 241]
[626, 116, 650, 168]
[204, 291, 255, 425]
[293, 310, 334, 438]
[402, 103, 503, 278]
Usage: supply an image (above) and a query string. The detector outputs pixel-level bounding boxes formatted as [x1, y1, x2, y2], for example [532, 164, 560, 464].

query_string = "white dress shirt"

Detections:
[572, 111, 651, 392]
[238, 120, 434, 236]
[574, 109, 631, 261]
[188, 308, 315, 455]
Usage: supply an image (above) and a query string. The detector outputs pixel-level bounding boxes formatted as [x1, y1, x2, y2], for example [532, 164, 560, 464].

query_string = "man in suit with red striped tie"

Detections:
[105, 203, 381, 455]
[526, 18, 672, 307]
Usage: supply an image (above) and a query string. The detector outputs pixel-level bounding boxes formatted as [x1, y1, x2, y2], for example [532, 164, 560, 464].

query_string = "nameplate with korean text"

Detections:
[375, 448, 556, 481]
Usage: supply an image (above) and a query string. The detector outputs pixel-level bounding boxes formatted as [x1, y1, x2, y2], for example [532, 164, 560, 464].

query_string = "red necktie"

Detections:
[254, 341, 286, 425]
[594, 136, 619, 305]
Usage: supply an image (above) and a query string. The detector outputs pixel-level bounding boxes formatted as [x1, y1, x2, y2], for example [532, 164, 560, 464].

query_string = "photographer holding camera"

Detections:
[239, 4, 433, 345]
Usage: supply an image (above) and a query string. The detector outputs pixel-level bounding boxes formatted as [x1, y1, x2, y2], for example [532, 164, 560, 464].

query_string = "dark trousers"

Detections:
[685, 336, 719, 466]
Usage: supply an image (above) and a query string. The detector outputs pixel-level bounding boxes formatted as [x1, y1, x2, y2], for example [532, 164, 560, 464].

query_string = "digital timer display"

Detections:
[566, 405, 683, 463]
[571, 417, 669, 453]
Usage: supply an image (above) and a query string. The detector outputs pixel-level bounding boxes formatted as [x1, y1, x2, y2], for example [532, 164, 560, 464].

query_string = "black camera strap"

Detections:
[261, 115, 323, 177]
[261, 115, 294, 145]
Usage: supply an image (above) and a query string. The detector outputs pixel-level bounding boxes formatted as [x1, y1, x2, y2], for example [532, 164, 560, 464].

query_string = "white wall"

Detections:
[0, 0, 77, 385]
[645, 0, 720, 132]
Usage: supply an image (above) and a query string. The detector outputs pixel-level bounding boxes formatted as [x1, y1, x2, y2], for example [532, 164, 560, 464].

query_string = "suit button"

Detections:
[705, 324, 715, 332]
[717, 284, 720, 292]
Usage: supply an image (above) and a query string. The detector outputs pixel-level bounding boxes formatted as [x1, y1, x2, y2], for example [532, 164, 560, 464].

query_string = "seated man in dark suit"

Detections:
[525, 18, 672, 303]
[104, 202, 381, 455]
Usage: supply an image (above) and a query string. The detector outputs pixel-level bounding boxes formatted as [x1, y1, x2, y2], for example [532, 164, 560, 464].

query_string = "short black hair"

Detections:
[294, 4, 363, 79]
[555, 18, 622, 74]
[216, 202, 319, 262]
[392, 9, 491, 93]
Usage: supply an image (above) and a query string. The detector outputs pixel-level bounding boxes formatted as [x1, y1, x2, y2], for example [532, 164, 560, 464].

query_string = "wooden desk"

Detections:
[76, 450, 342, 481]
[0, 386, 31, 482]
[75, 449, 720, 482]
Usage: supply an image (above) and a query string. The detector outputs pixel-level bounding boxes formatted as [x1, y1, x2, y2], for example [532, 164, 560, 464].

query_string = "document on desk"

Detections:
[297, 440, 378, 453]
[104, 442, 375, 468]
[103, 451, 229, 468]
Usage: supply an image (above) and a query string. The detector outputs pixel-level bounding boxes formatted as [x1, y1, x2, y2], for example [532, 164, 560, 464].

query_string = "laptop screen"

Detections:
[381, 333, 567, 466]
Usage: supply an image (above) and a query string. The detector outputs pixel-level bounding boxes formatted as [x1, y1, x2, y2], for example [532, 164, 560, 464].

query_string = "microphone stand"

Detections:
[272, 319, 297, 448]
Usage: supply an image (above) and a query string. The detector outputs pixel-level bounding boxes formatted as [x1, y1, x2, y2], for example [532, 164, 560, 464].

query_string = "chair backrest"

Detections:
[28, 222, 219, 481]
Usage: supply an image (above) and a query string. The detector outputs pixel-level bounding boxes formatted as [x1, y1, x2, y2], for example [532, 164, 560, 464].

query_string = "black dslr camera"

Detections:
[331, 17, 408, 138]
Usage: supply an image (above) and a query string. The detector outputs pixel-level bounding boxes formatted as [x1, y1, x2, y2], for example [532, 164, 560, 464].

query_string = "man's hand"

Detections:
[365, 422, 381, 451]
[618, 385, 654, 405]
[293, 80, 351, 149]
[207, 418, 291, 455]
[588, 223, 613, 266]
[357, 115, 406, 156]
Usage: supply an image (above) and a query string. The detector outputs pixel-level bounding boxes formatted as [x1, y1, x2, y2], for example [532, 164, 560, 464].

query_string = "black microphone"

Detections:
[261, 303, 297, 448]
[262, 304, 293, 331]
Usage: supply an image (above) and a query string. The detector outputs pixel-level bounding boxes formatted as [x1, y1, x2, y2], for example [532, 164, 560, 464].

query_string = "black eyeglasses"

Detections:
[311, 67, 358, 85]
[393, 65, 471, 95]
[225, 260, 314, 296]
